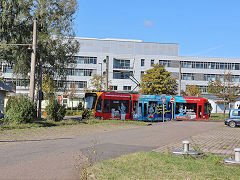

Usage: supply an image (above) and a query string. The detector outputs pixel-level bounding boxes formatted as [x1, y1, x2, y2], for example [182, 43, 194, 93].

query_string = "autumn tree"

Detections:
[139, 64, 177, 95]
[64, 82, 77, 110]
[89, 74, 106, 91]
[182, 85, 202, 97]
[42, 74, 56, 99]
[208, 72, 240, 117]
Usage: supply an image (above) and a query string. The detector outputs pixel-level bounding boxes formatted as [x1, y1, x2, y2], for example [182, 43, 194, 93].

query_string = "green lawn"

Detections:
[209, 113, 228, 121]
[89, 152, 240, 180]
[0, 118, 148, 131]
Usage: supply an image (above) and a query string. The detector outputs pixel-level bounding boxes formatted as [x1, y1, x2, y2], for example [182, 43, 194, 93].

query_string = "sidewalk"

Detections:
[153, 125, 240, 156]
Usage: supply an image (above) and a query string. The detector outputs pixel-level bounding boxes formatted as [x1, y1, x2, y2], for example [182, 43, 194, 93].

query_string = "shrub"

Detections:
[45, 98, 66, 121]
[5, 95, 37, 124]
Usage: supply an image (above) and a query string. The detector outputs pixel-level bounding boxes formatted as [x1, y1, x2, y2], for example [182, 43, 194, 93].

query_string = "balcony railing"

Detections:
[113, 66, 133, 69]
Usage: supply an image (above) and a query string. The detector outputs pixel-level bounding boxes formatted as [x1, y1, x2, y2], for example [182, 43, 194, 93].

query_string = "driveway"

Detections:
[0, 121, 222, 180]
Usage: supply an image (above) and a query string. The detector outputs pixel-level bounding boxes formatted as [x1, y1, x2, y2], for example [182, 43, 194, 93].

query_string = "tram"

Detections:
[84, 92, 210, 121]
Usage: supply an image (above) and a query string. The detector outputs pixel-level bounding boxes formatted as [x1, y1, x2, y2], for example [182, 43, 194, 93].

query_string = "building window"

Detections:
[159, 60, 170, 67]
[113, 59, 131, 69]
[113, 71, 133, 79]
[197, 85, 208, 94]
[109, 86, 118, 90]
[74, 56, 97, 64]
[141, 71, 145, 79]
[123, 86, 131, 91]
[141, 59, 145, 66]
[67, 69, 94, 76]
[180, 61, 240, 70]
[57, 81, 87, 89]
[151, 59, 154, 66]
[181, 73, 194, 80]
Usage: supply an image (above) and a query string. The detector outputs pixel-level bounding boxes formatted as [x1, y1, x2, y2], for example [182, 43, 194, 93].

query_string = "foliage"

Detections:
[89, 152, 240, 179]
[0, 0, 79, 81]
[208, 72, 240, 115]
[139, 64, 178, 95]
[5, 95, 37, 124]
[45, 98, 66, 121]
[182, 85, 202, 96]
[42, 74, 56, 99]
[89, 74, 106, 91]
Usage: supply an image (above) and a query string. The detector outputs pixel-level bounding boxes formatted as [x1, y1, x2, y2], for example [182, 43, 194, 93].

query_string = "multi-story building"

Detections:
[2, 37, 240, 112]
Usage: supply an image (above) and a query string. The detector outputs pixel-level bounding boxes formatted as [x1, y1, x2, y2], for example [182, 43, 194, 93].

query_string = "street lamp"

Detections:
[99, 63, 102, 91]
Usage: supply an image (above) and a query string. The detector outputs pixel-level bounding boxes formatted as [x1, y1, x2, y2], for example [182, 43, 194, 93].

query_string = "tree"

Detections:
[182, 85, 202, 97]
[42, 74, 56, 99]
[208, 72, 240, 117]
[0, 0, 79, 82]
[139, 64, 177, 95]
[64, 81, 77, 110]
[89, 74, 106, 91]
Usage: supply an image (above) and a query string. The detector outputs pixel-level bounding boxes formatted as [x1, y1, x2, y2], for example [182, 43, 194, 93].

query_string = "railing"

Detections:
[113, 66, 133, 69]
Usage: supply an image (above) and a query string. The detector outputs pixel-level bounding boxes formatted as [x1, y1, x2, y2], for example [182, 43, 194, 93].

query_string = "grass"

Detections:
[0, 118, 148, 131]
[89, 152, 240, 180]
[209, 113, 228, 121]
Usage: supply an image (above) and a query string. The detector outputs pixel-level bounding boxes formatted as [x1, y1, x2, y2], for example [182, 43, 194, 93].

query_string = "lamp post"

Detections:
[99, 63, 102, 91]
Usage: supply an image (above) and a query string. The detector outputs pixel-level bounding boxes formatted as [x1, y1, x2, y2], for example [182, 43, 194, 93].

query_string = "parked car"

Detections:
[225, 109, 240, 128]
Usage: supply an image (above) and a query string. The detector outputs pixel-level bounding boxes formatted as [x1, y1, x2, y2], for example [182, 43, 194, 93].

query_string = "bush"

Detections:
[46, 98, 66, 121]
[5, 95, 37, 124]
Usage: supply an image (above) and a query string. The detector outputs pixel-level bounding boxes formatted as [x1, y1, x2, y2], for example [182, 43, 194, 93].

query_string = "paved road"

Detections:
[0, 121, 222, 180]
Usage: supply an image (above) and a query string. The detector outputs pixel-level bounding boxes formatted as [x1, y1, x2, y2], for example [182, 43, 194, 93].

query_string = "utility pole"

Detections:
[178, 61, 181, 96]
[29, 18, 37, 101]
[38, 46, 43, 120]
[105, 56, 109, 91]
[99, 63, 102, 91]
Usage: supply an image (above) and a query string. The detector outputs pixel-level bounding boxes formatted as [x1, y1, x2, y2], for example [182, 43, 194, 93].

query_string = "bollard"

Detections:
[223, 147, 240, 165]
[183, 140, 190, 153]
[171, 140, 203, 155]
[234, 148, 240, 162]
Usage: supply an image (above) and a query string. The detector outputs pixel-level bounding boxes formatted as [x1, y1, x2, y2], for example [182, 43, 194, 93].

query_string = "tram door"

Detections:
[138, 102, 148, 120]
[198, 105, 202, 119]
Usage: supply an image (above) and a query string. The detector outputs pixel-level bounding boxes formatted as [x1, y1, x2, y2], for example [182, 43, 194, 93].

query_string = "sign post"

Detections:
[161, 96, 167, 122]
[170, 97, 175, 120]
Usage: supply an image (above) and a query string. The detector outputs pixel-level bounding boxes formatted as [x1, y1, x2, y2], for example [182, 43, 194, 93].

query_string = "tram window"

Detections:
[110, 100, 129, 114]
[148, 101, 157, 114]
[133, 101, 138, 114]
[144, 103, 148, 117]
[96, 97, 103, 113]
[104, 99, 110, 113]
[198, 105, 202, 117]
[175, 103, 197, 116]
[204, 103, 210, 115]
[139, 103, 143, 114]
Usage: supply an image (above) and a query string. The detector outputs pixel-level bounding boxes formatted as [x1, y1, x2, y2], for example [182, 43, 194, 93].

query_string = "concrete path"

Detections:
[0, 121, 222, 180]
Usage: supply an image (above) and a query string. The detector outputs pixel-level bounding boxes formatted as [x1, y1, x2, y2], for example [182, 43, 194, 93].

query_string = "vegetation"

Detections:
[140, 64, 177, 95]
[89, 74, 106, 91]
[0, 0, 79, 90]
[45, 98, 66, 121]
[209, 113, 228, 121]
[42, 74, 57, 99]
[182, 84, 202, 97]
[89, 152, 240, 180]
[208, 72, 240, 117]
[4, 95, 37, 124]
[0, 119, 148, 131]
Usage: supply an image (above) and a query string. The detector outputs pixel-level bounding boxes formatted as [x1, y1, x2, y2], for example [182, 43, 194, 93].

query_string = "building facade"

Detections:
[2, 37, 240, 112]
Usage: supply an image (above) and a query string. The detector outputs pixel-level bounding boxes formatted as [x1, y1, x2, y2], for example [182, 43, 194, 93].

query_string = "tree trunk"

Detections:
[223, 101, 226, 119]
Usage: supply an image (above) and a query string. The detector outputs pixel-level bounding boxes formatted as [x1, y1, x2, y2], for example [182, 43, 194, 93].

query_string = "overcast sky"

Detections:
[74, 0, 240, 58]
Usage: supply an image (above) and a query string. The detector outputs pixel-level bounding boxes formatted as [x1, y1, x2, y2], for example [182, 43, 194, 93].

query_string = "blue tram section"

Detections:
[133, 95, 173, 121]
